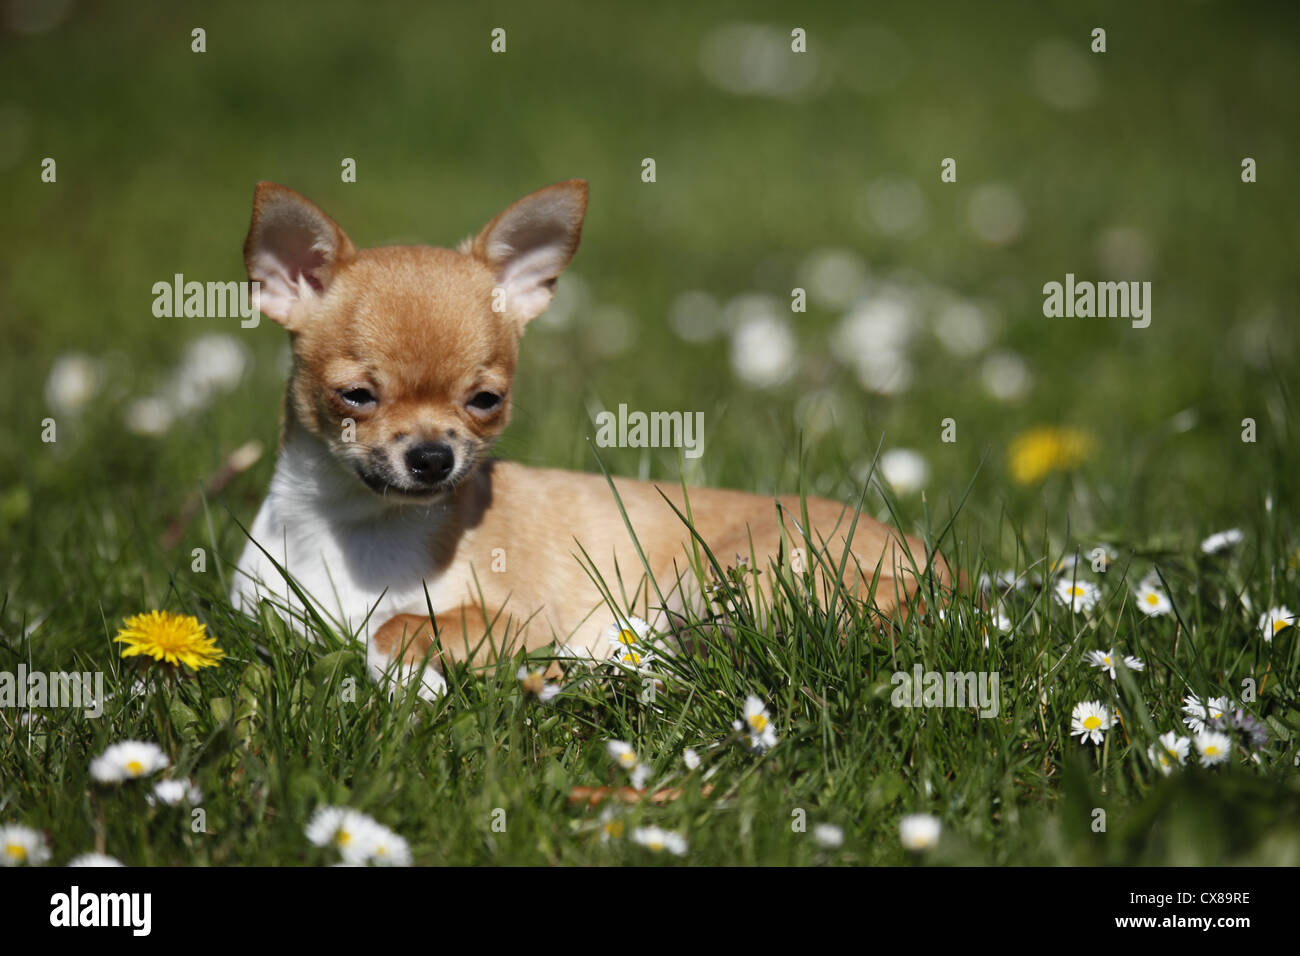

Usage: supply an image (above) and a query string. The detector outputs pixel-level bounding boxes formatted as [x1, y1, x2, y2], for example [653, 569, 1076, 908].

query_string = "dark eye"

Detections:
[338, 387, 377, 408]
[467, 391, 502, 412]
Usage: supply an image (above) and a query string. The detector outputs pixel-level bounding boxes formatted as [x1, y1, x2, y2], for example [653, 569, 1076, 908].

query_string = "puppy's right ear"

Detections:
[244, 182, 355, 327]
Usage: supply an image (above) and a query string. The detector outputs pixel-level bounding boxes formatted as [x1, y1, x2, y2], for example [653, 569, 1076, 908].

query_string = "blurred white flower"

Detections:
[90, 740, 169, 783]
[933, 301, 991, 357]
[67, 853, 125, 867]
[169, 334, 249, 413]
[0, 824, 49, 866]
[980, 351, 1032, 401]
[729, 312, 796, 389]
[1258, 605, 1294, 643]
[967, 184, 1026, 244]
[517, 665, 561, 703]
[1182, 694, 1230, 734]
[148, 778, 202, 806]
[45, 353, 103, 415]
[733, 694, 778, 753]
[858, 177, 929, 238]
[1134, 583, 1172, 617]
[1200, 529, 1243, 554]
[813, 823, 844, 849]
[899, 814, 941, 851]
[1195, 730, 1231, 767]
[1147, 732, 1190, 776]
[306, 806, 410, 866]
[877, 448, 929, 495]
[632, 826, 688, 856]
[123, 397, 175, 436]
[668, 289, 723, 343]
[798, 248, 866, 310]
[699, 22, 820, 100]
[1054, 578, 1101, 615]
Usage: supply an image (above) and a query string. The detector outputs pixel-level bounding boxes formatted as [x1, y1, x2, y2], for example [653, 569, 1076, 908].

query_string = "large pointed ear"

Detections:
[243, 182, 356, 327]
[468, 180, 587, 325]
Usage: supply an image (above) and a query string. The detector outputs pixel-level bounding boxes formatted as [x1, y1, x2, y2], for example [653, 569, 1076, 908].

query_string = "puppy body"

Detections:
[231, 181, 942, 698]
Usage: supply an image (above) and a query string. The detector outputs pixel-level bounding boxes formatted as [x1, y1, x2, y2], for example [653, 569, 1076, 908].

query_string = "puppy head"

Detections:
[244, 180, 587, 501]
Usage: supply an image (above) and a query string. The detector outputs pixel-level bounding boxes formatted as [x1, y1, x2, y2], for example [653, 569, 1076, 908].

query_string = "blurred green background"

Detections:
[1, 0, 1297, 645]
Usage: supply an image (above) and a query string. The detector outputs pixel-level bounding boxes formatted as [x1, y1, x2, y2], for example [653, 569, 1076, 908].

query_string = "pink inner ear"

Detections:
[483, 190, 585, 322]
[247, 202, 341, 321]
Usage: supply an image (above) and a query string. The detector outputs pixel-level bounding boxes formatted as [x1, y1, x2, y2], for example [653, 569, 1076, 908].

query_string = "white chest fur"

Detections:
[230, 429, 458, 645]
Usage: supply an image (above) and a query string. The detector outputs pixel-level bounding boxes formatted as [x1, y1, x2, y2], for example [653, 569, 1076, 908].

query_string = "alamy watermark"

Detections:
[1, 665, 104, 718]
[152, 274, 261, 328]
[891, 665, 1000, 718]
[594, 403, 704, 459]
[1042, 273, 1151, 329]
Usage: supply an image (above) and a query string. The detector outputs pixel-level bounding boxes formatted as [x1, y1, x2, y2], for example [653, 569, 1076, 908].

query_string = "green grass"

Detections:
[2, 0, 1300, 865]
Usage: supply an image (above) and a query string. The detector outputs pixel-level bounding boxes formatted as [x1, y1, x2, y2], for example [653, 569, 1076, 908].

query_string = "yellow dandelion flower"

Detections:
[114, 611, 224, 671]
[1008, 426, 1095, 485]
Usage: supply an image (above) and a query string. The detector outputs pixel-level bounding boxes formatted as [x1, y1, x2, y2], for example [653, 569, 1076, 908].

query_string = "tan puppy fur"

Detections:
[231, 180, 947, 699]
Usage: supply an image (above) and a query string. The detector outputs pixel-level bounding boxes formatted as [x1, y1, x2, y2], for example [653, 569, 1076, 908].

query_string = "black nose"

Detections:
[405, 442, 455, 484]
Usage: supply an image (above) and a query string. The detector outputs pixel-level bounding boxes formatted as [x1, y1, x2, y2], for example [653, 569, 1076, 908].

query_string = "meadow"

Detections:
[1, 0, 1298, 866]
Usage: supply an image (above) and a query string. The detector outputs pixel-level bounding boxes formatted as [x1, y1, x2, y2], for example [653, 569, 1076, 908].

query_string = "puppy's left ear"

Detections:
[469, 180, 587, 325]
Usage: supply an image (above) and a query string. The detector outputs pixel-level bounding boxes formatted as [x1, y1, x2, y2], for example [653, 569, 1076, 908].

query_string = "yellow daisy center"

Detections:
[604, 820, 624, 838]
[1069, 586, 1084, 597]
[336, 830, 352, 846]
[520, 672, 545, 695]
[622, 651, 641, 665]
[1274, 619, 1289, 633]
[126, 760, 145, 776]
[647, 840, 663, 851]
[6, 843, 26, 862]
[617, 629, 638, 646]
[1145, 593, 1160, 605]
[748, 713, 768, 732]
[1204, 745, 1221, 757]
[618, 753, 637, 768]
[1083, 716, 1101, 730]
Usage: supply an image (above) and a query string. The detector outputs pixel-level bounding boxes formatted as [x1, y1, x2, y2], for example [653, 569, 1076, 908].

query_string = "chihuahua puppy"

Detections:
[231, 180, 946, 699]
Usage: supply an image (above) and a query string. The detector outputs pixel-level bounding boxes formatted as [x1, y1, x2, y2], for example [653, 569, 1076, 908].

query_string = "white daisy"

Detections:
[813, 824, 844, 849]
[1200, 529, 1243, 554]
[1085, 649, 1144, 680]
[605, 617, 656, 670]
[1182, 694, 1230, 734]
[1070, 700, 1112, 745]
[1195, 730, 1232, 767]
[878, 448, 929, 495]
[606, 740, 640, 771]
[1258, 606, 1294, 643]
[1134, 583, 1172, 617]
[899, 814, 941, 851]
[683, 748, 700, 770]
[599, 806, 626, 843]
[89, 740, 169, 783]
[67, 853, 125, 867]
[1085, 649, 1120, 679]
[305, 806, 381, 866]
[365, 824, 412, 867]
[147, 778, 202, 807]
[516, 665, 560, 703]
[1054, 578, 1101, 615]
[732, 694, 778, 753]
[1147, 732, 1190, 776]
[632, 826, 688, 856]
[0, 825, 50, 866]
